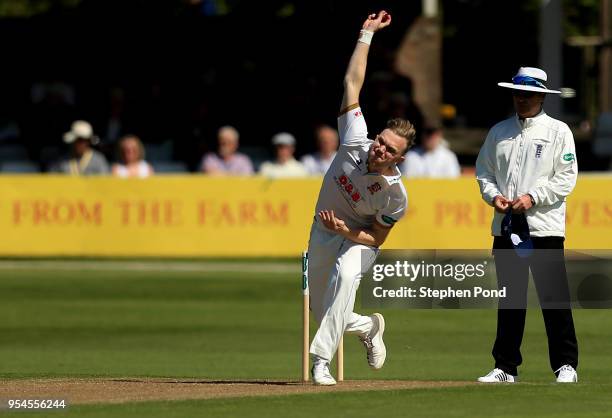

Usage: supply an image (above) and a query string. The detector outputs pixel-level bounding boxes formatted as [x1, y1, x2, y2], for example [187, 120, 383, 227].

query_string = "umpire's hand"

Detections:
[511, 194, 534, 213]
[493, 195, 511, 213]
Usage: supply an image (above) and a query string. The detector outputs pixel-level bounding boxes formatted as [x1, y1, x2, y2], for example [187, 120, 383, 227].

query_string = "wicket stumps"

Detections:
[302, 251, 344, 382]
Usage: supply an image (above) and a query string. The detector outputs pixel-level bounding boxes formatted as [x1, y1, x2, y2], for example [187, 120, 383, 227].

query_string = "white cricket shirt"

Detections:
[314, 106, 408, 230]
[401, 144, 461, 178]
[476, 111, 578, 237]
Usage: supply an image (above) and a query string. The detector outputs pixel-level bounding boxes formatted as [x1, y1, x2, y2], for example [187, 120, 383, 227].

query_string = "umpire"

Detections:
[475, 67, 578, 383]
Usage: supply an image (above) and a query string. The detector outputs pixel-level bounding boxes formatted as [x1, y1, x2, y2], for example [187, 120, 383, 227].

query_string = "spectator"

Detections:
[301, 125, 338, 175]
[112, 135, 154, 178]
[401, 126, 461, 178]
[53, 120, 109, 175]
[259, 132, 308, 178]
[200, 126, 254, 175]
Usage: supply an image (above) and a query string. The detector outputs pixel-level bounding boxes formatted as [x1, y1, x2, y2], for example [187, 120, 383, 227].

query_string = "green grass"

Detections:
[1, 261, 611, 417]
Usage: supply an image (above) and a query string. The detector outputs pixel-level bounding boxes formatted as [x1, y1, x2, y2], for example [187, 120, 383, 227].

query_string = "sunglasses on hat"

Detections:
[512, 75, 547, 89]
[510, 75, 547, 98]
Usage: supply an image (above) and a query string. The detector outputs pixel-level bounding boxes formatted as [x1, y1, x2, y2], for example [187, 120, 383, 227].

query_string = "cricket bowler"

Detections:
[307, 10, 416, 386]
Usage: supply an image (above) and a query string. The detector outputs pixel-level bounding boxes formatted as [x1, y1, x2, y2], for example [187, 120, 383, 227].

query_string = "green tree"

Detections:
[564, 0, 600, 36]
[0, 0, 82, 17]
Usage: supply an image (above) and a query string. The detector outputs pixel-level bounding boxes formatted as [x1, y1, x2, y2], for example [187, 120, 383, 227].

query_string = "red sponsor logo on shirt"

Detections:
[354, 110, 362, 117]
[337, 174, 362, 204]
[367, 182, 382, 195]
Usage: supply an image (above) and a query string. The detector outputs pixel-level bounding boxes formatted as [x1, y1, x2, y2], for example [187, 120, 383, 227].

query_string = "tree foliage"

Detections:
[0, 0, 82, 17]
[564, 0, 600, 36]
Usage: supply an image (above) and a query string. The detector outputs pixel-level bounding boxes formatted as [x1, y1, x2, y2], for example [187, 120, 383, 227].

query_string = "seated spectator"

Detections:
[259, 132, 308, 178]
[112, 135, 154, 178]
[200, 126, 253, 175]
[401, 126, 461, 178]
[53, 120, 109, 175]
[301, 125, 338, 175]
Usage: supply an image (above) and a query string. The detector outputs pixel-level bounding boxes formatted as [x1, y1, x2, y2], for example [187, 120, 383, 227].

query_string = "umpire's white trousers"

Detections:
[308, 221, 379, 362]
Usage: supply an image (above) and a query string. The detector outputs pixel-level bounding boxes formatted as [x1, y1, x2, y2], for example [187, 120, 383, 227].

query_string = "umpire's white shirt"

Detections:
[476, 111, 578, 237]
[314, 107, 408, 231]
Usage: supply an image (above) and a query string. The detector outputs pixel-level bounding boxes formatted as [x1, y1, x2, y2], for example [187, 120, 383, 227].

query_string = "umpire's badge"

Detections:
[535, 144, 543, 158]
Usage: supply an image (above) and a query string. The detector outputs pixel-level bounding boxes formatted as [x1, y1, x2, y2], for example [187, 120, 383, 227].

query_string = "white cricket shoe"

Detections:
[477, 368, 517, 383]
[555, 365, 578, 383]
[311, 356, 336, 386]
[360, 313, 386, 370]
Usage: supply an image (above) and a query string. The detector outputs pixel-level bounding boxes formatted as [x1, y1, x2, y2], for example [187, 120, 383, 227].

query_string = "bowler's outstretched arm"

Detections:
[340, 11, 391, 114]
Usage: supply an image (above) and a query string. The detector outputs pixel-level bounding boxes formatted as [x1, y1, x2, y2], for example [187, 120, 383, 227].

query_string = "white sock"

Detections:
[312, 354, 328, 366]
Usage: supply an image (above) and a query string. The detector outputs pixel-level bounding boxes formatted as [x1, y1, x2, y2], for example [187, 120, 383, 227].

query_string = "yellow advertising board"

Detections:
[0, 175, 611, 257]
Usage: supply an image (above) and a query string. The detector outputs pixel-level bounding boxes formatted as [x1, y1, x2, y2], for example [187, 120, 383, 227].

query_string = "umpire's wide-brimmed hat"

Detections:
[498, 67, 561, 94]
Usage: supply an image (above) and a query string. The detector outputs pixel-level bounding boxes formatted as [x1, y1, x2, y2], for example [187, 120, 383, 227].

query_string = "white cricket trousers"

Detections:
[308, 221, 379, 362]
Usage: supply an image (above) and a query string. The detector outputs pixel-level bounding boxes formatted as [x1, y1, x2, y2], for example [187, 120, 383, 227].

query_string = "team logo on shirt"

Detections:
[336, 174, 362, 204]
[354, 110, 362, 118]
[367, 182, 381, 195]
[535, 144, 543, 159]
[563, 153, 575, 162]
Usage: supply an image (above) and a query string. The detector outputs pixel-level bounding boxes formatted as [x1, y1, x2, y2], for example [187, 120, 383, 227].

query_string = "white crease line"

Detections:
[0, 261, 298, 274]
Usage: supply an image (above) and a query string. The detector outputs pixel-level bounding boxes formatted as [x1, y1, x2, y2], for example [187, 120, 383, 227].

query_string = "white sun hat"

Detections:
[63, 120, 97, 144]
[498, 67, 561, 94]
[271, 132, 296, 146]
